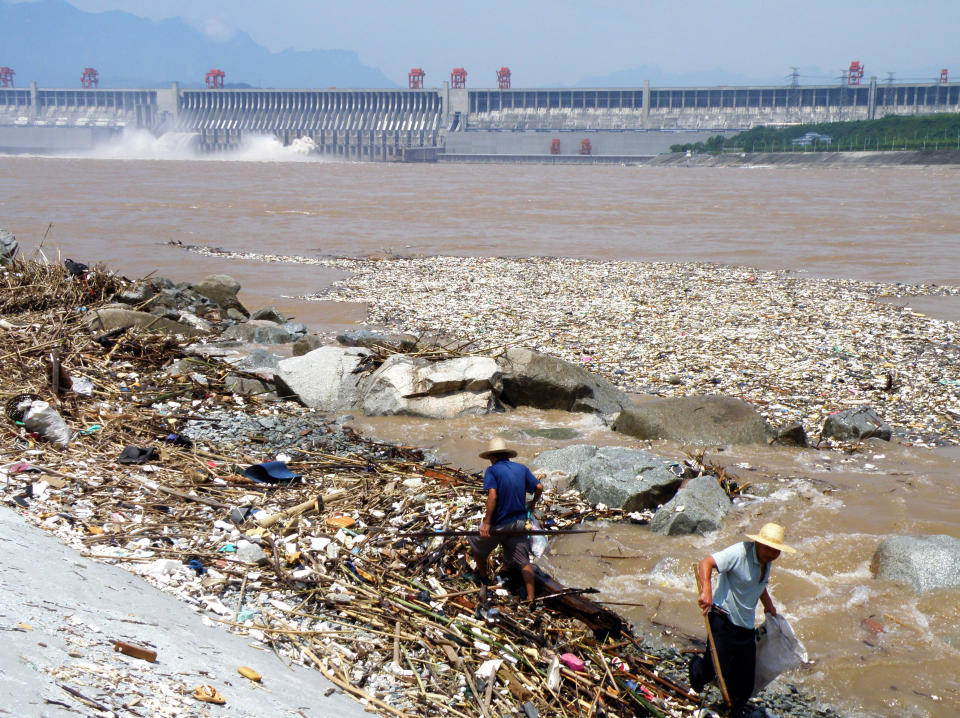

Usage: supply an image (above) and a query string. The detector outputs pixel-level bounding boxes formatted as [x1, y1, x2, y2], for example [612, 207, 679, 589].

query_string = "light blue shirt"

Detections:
[712, 541, 768, 629]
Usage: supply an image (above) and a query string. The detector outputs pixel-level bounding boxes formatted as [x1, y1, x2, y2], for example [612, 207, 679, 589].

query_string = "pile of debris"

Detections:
[1, 256, 713, 717]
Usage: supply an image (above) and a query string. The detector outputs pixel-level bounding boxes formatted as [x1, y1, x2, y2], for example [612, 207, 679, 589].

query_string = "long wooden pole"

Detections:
[693, 564, 731, 707]
[395, 528, 597, 538]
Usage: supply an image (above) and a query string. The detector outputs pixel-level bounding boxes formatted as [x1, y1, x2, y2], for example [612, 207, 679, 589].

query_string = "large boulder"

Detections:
[650, 477, 731, 536]
[192, 274, 248, 316]
[413, 357, 502, 395]
[613, 395, 773, 445]
[337, 329, 418, 353]
[361, 355, 500, 419]
[497, 347, 633, 419]
[531, 444, 685, 511]
[223, 320, 295, 344]
[577, 447, 685, 511]
[85, 306, 207, 337]
[871, 535, 960, 593]
[274, 346, 371, 411]
[822, 407, 892, 442]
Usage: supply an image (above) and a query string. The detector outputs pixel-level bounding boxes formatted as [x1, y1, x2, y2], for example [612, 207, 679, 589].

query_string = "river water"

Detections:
[1, 142, 959, 716]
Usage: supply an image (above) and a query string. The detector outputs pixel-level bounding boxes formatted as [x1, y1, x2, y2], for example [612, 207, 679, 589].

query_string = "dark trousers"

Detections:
[689, 607, 757, 713]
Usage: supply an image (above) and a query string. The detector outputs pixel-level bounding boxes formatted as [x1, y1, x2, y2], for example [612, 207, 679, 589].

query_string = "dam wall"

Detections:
[1, 79, 959, 158]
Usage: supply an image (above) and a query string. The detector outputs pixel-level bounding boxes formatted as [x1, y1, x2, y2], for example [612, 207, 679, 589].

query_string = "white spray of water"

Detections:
[78, 129, 329, 162]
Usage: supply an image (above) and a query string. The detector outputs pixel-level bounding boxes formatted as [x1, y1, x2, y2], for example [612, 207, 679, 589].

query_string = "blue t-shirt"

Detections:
[483, 459, 540, 526]
[712, 541, 768, 629]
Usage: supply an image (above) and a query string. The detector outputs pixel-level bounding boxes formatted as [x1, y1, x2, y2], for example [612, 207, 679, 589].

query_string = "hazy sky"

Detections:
[17, 0, 960, 86]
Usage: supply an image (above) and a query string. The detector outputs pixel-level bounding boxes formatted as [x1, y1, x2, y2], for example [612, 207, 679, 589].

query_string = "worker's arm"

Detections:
[527, 483, 543, 513]
[760, 588, 777, 616]
[697, 555, 717, 615]
[479, 488, 497, 537]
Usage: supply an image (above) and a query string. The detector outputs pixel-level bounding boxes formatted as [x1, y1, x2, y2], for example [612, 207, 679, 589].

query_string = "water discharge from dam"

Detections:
[77, 129, 326, 163]
[1, 156, 960, 716]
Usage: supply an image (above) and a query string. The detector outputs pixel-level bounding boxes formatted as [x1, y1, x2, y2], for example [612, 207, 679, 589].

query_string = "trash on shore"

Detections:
[0, 257, 721, 717]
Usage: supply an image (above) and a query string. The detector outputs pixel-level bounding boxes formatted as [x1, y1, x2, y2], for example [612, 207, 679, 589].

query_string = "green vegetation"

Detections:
[670, 113, 960, 153]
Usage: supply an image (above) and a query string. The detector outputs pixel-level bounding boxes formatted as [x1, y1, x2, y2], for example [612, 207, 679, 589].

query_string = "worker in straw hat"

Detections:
[468, 438, 543, 605]
[688, 522, 798, 716]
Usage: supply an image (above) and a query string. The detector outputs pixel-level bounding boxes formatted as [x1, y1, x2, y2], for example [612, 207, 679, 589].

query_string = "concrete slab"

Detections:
[0, 506, 370, 717]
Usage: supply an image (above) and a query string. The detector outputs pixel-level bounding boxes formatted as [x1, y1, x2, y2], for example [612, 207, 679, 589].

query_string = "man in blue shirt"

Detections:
[468, 438, 543, 604]
[689, 522, 798, 716]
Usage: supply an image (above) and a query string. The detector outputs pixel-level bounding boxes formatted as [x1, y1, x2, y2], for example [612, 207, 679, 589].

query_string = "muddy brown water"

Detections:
[2, 152, 959, 716]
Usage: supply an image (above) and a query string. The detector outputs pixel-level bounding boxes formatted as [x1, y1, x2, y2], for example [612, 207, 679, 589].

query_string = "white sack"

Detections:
[754, 614, 807, 693]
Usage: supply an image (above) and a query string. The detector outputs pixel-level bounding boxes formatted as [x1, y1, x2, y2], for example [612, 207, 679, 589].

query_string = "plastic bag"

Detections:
[23, 400, 72, 447]
[528, 514, 548, 557]
[754, 613, 807, 693]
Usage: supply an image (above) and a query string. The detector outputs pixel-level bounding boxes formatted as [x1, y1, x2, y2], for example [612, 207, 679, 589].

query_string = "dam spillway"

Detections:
[1, 79, 959, 159]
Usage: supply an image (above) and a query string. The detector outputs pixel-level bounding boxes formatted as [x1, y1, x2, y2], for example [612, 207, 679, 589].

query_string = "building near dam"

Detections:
[1, 71, 959, 160]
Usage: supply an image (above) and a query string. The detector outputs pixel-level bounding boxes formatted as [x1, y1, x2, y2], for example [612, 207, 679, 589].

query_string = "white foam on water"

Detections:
[72, 129, 329, 162]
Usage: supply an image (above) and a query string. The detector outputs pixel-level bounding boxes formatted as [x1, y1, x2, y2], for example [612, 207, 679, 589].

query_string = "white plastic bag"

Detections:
[528, 514, 548, 557]
[23, 400, 72, 447]
[754, 614, 807, 693]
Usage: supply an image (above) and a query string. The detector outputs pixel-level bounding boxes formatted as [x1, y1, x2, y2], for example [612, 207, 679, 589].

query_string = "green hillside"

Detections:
[671, 113, 960, 153]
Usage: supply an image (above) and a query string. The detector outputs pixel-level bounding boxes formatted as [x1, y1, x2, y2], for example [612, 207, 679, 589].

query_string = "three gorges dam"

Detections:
[2, 67, 960, 161]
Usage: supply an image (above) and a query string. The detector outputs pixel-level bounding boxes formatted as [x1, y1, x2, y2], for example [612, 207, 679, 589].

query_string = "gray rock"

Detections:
[281, 321, 308, 337]
[230, 348, 283, 375]
[772, 422, 808, 447]
[0, 229, 18, 266]
[531, 444, 684, 511]
[115, 282, 155, 305]
[236, 541, 269, 566]
[250, 306, 287, 324]
[274, 346, 371, 411]
[650, 477, 732, 536]
[222, 320, 294, 344]
[613, 395, 774, 445]
[192, 274, 248, 316]
[224, 374, 273, 396]
[177, 312, 212, 332]
[871, 535, 960, 592]
[164, 358, 210, 376]
[226, 307, 247, 321]
[822, 407, 892, 442]
[497, 347, 633, 419]
[361, 355, 499, 419]
[85, 306, 207, 337]
[413, 357, 502, 395]
[576, 447, 685, 511]
[530, 444, 599, 477]
[336, 329, 418, 352]
[293, 334, 324, 356]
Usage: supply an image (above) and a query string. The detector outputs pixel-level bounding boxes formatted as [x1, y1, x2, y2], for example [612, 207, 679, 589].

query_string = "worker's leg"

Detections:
[520, 562, 536, 604]
[709, 610, 757, 713]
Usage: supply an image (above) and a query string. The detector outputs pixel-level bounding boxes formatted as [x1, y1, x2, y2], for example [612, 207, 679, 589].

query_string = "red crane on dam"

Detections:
[0, 67, 14, 88]
[408, 68, 425, 89]
[847, 61, 864, 85]
[205, 69, 225, 89]
[80, 67, 99, 88]
[941, 69, 949, 84]
[451, 67, 467, 89]
[497, 67, 511, 89]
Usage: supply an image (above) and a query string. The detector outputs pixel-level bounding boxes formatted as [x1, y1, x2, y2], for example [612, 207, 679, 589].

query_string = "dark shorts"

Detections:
[468, 519, 531, 567]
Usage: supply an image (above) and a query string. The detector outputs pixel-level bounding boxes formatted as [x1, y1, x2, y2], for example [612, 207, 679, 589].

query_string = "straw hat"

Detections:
[479, 437, 517, 460]
[746, 522, 797, 554]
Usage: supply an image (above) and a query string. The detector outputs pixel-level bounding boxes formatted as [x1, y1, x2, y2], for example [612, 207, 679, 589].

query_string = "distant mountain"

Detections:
[575, 64, 840, 88]
[0, 0, 395, 88]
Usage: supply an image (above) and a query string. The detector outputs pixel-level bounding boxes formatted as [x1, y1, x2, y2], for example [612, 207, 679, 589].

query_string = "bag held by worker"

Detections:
[754, 614, 807, 693]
